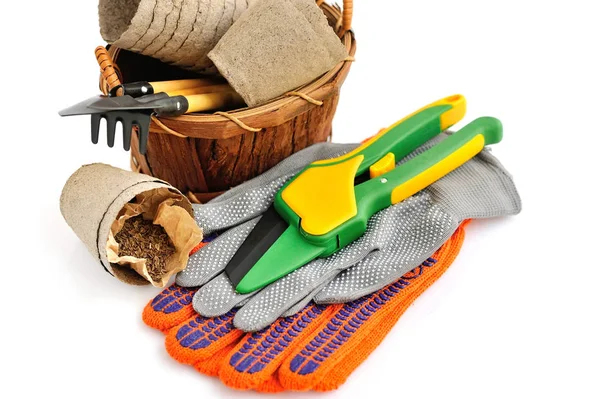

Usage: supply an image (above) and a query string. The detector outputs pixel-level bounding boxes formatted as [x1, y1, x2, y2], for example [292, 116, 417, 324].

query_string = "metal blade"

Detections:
[59, 93, 171, 116]
[225, 206, 289, 287]
[235, 225, 327, 294]
[60, 96, 111, 116]
[91, 93, 172, 110]
[92, 95, 150, 110]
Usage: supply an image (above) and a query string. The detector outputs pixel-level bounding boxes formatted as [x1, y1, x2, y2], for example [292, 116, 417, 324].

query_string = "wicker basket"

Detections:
[98, 0, 356, 203]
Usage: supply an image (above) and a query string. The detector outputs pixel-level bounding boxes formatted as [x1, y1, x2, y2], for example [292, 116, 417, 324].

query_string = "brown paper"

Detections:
[106, 188, 203, 288]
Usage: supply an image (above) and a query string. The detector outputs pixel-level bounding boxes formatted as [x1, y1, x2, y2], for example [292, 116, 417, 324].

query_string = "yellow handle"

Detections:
[312, 94, 466, 167]
[152, 78, 225, 94]
[387, 117, 503, 205]
[186, 92, 246, 113]
[390, 135, 485, 204]
[169, 84, 234, 97]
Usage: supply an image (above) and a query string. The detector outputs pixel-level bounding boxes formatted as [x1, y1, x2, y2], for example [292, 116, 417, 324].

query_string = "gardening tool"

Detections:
[111, 78, 228, 97]
[59, 90, 244, 154]
[224, 94, 504, 294]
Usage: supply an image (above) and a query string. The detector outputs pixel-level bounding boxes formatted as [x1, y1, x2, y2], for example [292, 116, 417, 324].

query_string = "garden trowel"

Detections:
[225, 95, 504, 294]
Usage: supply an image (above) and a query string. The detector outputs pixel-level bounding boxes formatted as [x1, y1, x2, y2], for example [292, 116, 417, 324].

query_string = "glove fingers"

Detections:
[193, 273, 254, 317]
[154, 225, 465, 391]
[192, 343, 285, 391]
[233, 258, 363, 332]
[254, 375, 285, 393]
[193, 343, 238, 377]
[142, 285, 199, 333]
[278, 225, 466, 391]
[165, 310, 244, 366]
[176, 218, 259, 287]
[281, 278, 337, 318]
[234, 192, 450, 331]
[193, 342, 284, 393]
[315, 193, 458, 304]
[218, 303, 342, 391]
[231, 263, 328, 332]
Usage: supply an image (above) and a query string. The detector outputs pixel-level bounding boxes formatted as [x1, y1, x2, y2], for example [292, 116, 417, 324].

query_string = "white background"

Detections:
[1, 0, 599, 398]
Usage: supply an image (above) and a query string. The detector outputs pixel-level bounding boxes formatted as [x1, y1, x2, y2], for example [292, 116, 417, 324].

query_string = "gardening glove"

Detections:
[178, 135, 521, 331]
[143, 224, 467, 392]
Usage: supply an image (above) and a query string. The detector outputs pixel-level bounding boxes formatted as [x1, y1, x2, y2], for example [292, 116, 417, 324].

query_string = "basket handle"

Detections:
[96, 46, 122, 95]
[317, 0, 352, 37]
[339, 0, 353, 36]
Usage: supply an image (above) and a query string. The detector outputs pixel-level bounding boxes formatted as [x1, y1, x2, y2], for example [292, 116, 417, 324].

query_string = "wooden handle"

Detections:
[151, 78, 226, 94]
[186, 92, 245, 113]
[95, 46, 122, 95]
[169, 84, 235, 97]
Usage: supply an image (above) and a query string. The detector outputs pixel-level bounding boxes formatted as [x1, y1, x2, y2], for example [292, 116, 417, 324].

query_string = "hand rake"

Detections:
[59, 89, 243, 154]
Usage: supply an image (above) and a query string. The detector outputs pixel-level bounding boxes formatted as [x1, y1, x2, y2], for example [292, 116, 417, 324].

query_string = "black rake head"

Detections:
[90, 110, 152, 154]
[59, 93, 175, 155]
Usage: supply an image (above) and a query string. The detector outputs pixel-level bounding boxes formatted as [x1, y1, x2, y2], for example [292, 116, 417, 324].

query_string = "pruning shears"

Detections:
[225, 95, 503, 293]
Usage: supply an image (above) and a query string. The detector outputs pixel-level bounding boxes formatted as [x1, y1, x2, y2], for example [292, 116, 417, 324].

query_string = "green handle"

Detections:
[354, 117, 503, 214]
[312, 95, 468, 176]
